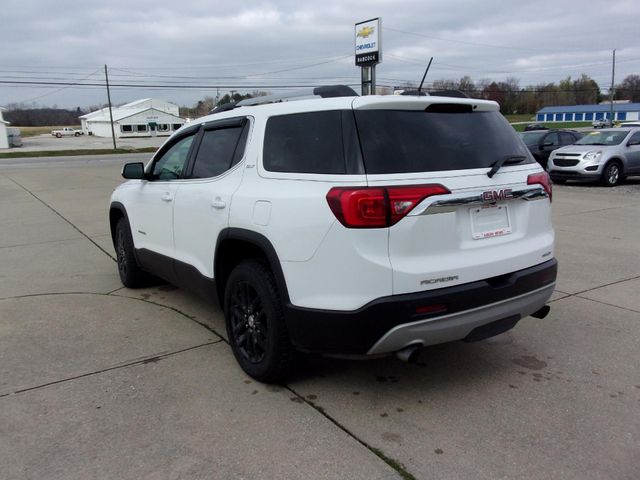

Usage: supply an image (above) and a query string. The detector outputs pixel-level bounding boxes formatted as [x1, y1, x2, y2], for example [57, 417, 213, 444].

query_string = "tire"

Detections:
[601, 161, 622, 187]
[74, 132, 80, 136]
[55, 133, 62, 138]
[115, 217, 150, 288]
[224, 260, 293, 383]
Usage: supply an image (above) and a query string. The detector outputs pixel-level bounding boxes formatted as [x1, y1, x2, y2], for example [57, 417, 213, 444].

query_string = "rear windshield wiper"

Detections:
[487, 155, 527, 178]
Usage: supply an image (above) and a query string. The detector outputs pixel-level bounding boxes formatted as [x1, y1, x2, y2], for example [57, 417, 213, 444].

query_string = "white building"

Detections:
[0, 108, 9, 149]
[80, 98, 186, 138]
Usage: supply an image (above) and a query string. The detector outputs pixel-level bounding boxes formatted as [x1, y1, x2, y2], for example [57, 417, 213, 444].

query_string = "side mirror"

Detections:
[122, 162, 145, 179]
[542, 141, 553, 148]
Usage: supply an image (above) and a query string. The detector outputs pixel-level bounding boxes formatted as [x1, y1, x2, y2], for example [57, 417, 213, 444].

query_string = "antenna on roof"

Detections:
[417, 57, 433, 96]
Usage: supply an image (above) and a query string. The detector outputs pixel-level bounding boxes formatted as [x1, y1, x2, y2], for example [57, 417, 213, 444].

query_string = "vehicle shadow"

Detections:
[288, 333, 527, 392]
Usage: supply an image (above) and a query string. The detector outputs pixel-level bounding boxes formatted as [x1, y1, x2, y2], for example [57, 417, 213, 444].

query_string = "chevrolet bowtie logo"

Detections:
[357, 26, 375, 38]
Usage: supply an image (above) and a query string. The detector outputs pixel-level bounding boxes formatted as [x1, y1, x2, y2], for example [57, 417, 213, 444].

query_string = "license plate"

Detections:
[470, 204, 512, 240]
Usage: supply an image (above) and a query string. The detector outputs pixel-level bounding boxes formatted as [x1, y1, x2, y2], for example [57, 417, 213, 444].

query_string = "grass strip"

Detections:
[511, 121, 592, 132]
[0, 147, 157, 159]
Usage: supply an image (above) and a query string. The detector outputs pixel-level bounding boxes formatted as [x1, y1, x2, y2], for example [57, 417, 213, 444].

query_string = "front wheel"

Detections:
[55, 133, 62, 138]
[115, 217, 150, 288]
[224, 260, 293, 383]
[601, 161, 622, 187]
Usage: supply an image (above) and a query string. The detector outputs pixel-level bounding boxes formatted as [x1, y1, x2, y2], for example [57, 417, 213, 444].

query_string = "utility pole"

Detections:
[104, 64, 117, 150]
[609, 50, 616, 125]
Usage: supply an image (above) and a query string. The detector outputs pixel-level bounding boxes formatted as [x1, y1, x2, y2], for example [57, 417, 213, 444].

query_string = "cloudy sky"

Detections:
[1, 0, 639, 109]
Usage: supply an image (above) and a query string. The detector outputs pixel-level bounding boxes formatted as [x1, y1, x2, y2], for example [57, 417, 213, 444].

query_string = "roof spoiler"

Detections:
[398, 89, 469, 99]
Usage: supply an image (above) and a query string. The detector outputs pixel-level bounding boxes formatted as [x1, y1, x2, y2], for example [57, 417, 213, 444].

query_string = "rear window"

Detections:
[354, 109, 533, 174]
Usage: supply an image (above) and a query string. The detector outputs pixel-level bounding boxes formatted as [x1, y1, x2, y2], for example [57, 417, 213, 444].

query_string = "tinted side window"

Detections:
[544, 132, 559, 146]
[151, 134, 195, 180]
[354, 110, 532, 174]
[192, 126, 245, 178]
[560, 132, 575, 145]
[263, 111, 346, 174]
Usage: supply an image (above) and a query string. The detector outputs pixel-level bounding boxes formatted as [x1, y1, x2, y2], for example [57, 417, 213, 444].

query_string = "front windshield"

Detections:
[575, 130, 629, 146]
[519, 131, 547, 145]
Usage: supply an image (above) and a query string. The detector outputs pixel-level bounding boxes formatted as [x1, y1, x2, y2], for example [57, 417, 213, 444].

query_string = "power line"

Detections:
[385, 26, 560, 53]
[0, 80, 359, 89]
[11, 69, 102, 104]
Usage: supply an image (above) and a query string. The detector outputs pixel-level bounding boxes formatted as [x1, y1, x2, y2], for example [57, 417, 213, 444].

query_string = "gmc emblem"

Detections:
[481, 189, 513, 203]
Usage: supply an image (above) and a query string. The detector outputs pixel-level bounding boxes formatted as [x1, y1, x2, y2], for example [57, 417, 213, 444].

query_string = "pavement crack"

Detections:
[0, 341, 221, 399]
[549, 273, 640, 307]
[1, 291, 227, 342]
[6, 176, 116, 261]
[0, 236, 84, 250]
[110, 293, 228, 341]
[573, 295, 640, 315]
[284, 386, 416, 480]
[0, 291, 112, 301]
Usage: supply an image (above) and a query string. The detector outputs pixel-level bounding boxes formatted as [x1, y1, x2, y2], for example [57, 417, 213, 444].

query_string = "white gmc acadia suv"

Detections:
[110, 87, 557, 382]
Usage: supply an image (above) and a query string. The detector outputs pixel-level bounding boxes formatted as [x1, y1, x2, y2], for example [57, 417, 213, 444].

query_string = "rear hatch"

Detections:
[351, 96, 554, 295]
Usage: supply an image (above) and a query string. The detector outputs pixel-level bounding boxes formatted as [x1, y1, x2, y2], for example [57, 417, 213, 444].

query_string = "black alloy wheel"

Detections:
[115, 217, 150, 288]
[224, 260, 292, 382]
[228, 280, 268, 364]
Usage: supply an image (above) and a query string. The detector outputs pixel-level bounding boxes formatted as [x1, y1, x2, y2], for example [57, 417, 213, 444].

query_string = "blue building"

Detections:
[536, 103, 640, 123]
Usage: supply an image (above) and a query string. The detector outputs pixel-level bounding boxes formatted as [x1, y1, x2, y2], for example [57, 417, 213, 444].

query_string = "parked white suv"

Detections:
[110, 88, 557, 382]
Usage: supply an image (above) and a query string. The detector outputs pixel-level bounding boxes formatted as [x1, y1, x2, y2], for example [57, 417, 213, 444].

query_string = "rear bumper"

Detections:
[283, 259, 557, 355]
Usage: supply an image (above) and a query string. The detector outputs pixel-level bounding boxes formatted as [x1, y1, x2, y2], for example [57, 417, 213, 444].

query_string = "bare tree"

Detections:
[616, 74, 640, 102]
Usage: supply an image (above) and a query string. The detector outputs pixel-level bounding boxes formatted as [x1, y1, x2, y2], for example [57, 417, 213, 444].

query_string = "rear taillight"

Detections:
[527, 172, 552, 202]
[326, 184, 450, 228]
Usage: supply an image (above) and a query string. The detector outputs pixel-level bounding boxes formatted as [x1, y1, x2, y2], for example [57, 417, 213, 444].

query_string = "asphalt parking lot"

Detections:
[15, 133, 166, 152]
[1, 156, 639, 479]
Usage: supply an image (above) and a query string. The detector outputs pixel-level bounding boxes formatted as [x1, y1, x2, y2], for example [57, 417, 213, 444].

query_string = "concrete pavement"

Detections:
[0, 161, 639, 479]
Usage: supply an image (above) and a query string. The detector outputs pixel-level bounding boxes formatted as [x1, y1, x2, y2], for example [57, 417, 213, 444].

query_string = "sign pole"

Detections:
[361, 66, 375, 96]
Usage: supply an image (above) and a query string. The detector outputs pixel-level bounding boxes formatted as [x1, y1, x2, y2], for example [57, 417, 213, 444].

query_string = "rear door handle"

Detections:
[161, 192, 173, 202]
[211, 199, 226, 209]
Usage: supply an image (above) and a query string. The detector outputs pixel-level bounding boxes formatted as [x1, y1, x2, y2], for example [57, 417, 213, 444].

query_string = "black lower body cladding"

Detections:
[283, 259, 558, 355]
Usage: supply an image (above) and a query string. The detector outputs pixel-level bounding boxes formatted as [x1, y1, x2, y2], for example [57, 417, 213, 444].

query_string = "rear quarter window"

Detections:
[354, 109, 533, 174]
[263, 110, 361, 174]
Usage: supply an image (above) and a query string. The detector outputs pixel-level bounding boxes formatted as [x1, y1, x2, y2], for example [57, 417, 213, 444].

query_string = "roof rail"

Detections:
[210, 102, 237, 114]
[209, 85, 358, 114]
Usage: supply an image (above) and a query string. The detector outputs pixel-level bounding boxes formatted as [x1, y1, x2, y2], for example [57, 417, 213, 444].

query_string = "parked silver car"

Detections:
[548, 128, 640, 186]
[592, 119, 612, 129]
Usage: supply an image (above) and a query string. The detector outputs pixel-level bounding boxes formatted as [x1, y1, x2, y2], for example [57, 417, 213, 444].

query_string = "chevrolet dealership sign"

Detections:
[355, 18, 381, 66]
